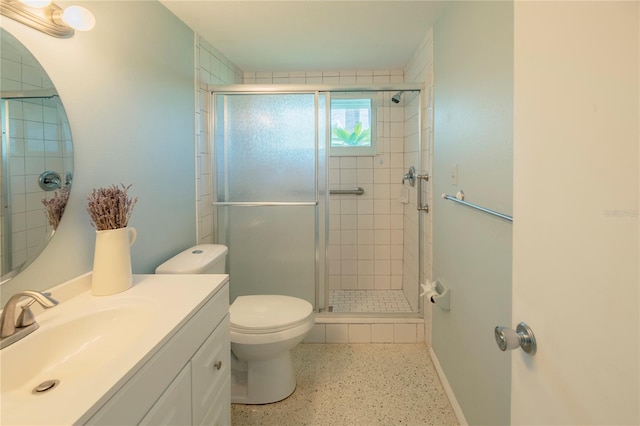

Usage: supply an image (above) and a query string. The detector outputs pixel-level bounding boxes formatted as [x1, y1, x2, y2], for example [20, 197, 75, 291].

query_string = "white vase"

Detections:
[91, 227, 137, 296]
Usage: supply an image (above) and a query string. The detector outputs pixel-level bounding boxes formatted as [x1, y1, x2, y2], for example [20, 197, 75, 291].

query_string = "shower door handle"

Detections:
[416, 172, 429, 213]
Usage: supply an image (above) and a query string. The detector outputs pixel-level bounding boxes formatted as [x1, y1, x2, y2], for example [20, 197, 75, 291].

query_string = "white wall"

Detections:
[512, 1, 639, 424]
[1, 1, 197, 301]
[432, 2, 513, 425]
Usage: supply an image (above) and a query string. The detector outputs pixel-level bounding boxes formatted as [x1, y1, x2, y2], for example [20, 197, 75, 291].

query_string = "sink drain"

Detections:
[32, 379, 60, 394]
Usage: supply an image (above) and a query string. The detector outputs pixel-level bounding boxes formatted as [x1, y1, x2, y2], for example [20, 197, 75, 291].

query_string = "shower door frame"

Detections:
[210, 83, 424, 316]
[1, 100, 13, 275]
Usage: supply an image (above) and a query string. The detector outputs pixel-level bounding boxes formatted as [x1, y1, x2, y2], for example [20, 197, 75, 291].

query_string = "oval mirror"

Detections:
[0, 28, 73, 282]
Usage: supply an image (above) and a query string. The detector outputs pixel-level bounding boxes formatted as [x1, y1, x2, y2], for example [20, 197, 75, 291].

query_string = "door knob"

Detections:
[494, 322, 537, 355]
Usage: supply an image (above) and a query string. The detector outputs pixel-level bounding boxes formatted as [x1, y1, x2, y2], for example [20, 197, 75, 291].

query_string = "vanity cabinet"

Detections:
[86, 283, 230, 426]
[191, 315, 231, 425]
[139, 364, 192, 426]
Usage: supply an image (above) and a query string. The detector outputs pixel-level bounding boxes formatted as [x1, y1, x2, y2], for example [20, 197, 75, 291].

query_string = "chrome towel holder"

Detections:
[441, 190, 512, 222]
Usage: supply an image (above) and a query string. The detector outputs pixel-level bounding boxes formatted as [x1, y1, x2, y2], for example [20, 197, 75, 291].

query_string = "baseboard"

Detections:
[429, 347, 468, 426]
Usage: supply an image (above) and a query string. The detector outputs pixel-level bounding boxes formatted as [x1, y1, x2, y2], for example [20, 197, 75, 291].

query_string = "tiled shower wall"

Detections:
[0, 41, 72, 273]
[195, 36, 243, 244]
[327, 94, 407, 294]
[243, 69, 403, 85]
[405, 29, 435, 345]
[401, 91, 422, 312]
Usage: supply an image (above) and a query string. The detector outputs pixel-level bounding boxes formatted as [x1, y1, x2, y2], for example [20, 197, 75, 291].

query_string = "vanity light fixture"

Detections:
[20, 0, 52, 7]
[0, 0, 95, 38]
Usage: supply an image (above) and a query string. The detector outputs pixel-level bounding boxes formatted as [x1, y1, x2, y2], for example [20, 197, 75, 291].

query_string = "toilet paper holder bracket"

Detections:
[420, 279, 450, 311]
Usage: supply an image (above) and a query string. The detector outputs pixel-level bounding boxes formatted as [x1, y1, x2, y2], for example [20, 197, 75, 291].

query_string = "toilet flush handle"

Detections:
[213, 361, 222, 371]
[494, 322, 537, 355]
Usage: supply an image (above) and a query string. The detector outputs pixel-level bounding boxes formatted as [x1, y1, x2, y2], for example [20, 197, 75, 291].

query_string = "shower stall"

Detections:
[211, 85, 426, 316]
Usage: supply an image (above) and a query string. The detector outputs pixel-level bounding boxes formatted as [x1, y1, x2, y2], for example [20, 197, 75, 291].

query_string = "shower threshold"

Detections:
[311, 310, 424, 344]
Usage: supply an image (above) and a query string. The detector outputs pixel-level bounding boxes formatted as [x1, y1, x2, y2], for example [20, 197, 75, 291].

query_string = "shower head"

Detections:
[391, 91, 404, 104]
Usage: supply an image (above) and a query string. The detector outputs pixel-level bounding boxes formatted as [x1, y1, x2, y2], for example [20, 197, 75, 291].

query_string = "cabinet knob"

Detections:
[213, 361, 222, 371]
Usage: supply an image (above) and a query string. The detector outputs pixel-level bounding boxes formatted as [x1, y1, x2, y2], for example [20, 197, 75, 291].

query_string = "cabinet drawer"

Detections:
[139, 364, 191, 426]
[191, 314, 230, 425]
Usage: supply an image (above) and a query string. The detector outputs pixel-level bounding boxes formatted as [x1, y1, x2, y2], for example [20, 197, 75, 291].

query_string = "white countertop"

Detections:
[0, 273, 229, 426]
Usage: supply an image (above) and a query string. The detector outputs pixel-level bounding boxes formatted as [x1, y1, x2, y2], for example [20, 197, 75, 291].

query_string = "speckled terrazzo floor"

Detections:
[231, 344, 459, 426]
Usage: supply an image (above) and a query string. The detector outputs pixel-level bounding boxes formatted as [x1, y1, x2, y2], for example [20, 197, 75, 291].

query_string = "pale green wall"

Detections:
[432, 2, 513, 424]
[1, 1, 196, 301]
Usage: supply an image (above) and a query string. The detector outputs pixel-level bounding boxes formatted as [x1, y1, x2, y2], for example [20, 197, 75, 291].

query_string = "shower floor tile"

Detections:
[329, 289, 413, 313]
[231, 343, 459, 426]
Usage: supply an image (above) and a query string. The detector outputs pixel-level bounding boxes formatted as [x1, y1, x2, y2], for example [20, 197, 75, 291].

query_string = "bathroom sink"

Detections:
[0, 273, 228, 426]
[0, 300, 156, 394]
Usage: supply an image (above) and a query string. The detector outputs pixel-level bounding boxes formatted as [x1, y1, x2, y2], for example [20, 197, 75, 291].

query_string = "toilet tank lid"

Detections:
[155, 244, 228, 274]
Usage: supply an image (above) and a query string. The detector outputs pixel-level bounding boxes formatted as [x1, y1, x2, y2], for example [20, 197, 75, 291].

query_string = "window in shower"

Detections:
[330, 95, 377, 156]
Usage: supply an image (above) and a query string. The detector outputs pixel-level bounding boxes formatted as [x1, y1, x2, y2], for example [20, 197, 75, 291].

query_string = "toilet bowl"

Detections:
[155, 244, 314, 405]
[230, 294, 313, 404]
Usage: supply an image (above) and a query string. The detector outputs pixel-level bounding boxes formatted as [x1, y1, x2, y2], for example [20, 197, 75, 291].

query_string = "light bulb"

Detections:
[59, 5, 96, 31]
[19, 0, 53, 8]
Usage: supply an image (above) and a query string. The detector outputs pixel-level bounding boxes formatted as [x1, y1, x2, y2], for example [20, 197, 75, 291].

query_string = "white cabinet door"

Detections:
[512, 2, 639, 424]
[139, 365, 192, 426]
[191, 315, 230, 425]
[200, 377, 231, 426]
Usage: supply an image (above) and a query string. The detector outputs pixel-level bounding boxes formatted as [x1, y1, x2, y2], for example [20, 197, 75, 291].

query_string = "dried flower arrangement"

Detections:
[86, 184, 138, 231]
[41, 186, 69, 230]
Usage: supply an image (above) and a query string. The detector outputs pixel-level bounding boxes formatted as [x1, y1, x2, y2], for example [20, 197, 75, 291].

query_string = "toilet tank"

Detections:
[155, 244, 228, 274]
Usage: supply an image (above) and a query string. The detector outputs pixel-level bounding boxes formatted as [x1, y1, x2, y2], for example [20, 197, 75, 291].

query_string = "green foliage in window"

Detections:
[331, 122, 371, 147]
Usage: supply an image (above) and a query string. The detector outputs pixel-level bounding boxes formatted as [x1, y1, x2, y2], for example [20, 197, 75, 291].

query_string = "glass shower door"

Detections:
[213, 93, 323, 307]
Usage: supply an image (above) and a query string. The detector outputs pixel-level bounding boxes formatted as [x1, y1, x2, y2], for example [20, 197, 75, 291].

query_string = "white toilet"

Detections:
[155, 244, 314, 405]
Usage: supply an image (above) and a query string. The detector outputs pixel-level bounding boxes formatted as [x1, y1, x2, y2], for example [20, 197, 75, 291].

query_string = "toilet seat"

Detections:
[230, 295, 313, 334]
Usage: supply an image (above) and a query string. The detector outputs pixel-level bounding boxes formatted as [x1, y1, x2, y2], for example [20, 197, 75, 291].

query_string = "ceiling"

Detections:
[160, 1, 448, 73]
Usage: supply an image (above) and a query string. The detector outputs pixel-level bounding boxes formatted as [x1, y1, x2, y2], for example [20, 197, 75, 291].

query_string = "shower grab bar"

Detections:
[212, 201, 318, 207]
[329, 187, 364, 196]
[441, 192, 513, 222]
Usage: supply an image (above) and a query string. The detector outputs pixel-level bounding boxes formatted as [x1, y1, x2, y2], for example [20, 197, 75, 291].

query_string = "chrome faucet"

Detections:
[402, 166, 416, 186]
[0, 290, 58, 349]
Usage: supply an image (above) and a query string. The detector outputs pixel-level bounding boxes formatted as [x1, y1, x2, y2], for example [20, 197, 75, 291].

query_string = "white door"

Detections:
[512, 2, 639, 425]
